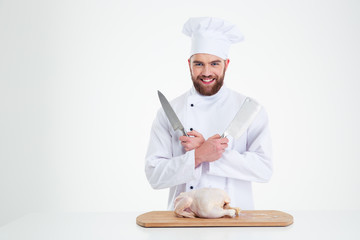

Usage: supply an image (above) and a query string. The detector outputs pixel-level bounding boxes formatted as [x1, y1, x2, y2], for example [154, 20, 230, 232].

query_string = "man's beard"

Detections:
[191, 70, 225, 96]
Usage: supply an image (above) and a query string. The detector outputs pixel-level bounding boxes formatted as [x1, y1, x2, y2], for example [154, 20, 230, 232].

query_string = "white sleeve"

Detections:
[145, 109, 202, 189]
[208, 107, 273, 183]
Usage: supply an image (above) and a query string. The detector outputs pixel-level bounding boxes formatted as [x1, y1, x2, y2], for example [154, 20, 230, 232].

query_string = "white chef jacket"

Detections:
[145, 85, 272, 210]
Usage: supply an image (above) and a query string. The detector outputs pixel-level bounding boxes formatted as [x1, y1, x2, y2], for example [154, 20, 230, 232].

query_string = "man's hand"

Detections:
[179, 130, 205, 152]
[194, 134, 229, 167]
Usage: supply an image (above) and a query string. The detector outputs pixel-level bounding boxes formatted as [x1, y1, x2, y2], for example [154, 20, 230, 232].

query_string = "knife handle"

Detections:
[182, 129, 189, 137]
[221, 132, 228, 138]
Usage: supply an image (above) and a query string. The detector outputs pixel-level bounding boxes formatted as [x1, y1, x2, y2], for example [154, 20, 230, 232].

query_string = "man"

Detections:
[145, 17, 272, 210]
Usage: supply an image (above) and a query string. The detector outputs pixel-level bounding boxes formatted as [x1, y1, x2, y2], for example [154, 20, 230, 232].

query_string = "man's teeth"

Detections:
[202, 79, 214, 82]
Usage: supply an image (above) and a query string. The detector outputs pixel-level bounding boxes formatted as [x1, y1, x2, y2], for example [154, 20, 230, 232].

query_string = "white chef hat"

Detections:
[182, 17, 244, 60]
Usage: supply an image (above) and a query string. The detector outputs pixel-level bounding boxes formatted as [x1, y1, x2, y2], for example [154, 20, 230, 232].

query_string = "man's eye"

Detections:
[211, 62, 219, 66]
[195, 63, 203, 66]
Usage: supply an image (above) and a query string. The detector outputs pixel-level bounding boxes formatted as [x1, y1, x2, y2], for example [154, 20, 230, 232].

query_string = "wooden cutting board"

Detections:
[136, 210, 293, 227]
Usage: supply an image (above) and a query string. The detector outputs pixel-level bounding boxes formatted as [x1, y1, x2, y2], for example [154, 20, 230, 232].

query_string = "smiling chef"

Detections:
[145, 17, 273, 210]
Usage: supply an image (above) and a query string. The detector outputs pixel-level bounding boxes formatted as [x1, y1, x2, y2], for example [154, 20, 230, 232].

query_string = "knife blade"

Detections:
[157, 90, 189, 137]
[221, 97, 261, 139]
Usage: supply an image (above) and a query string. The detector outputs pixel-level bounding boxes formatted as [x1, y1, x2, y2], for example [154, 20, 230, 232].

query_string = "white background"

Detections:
[1, 0, 359, 226]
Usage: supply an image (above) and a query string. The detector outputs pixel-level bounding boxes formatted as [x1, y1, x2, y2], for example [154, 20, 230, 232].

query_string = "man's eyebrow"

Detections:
[192, 60, 222, 64]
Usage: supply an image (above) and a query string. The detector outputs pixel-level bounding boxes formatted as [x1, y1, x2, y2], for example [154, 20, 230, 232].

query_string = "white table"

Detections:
[0, 211, 359, 240]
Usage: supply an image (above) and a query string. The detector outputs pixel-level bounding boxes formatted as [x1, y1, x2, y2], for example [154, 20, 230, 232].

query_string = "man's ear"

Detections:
[225, 59, 230, 71]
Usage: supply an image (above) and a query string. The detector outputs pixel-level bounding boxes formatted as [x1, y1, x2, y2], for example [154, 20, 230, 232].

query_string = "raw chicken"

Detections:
[174, 188, 241, 218]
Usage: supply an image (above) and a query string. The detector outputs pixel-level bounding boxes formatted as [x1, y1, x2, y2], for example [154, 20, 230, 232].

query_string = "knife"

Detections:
[157, 90, 189, 137]
[221, 97, 261, 139]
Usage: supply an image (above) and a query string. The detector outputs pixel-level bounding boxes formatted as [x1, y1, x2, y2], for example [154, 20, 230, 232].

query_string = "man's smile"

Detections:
[200, 77, 216, 84]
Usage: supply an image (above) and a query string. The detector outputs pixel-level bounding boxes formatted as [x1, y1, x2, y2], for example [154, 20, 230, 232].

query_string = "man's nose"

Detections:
[202, 65, 211, 76]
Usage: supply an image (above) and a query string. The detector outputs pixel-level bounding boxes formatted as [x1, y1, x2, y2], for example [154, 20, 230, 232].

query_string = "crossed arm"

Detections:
[179, 130, 229, 168]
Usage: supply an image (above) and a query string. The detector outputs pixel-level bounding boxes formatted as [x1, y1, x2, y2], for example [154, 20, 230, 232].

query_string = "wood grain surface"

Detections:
[136, 210, 293, 227]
